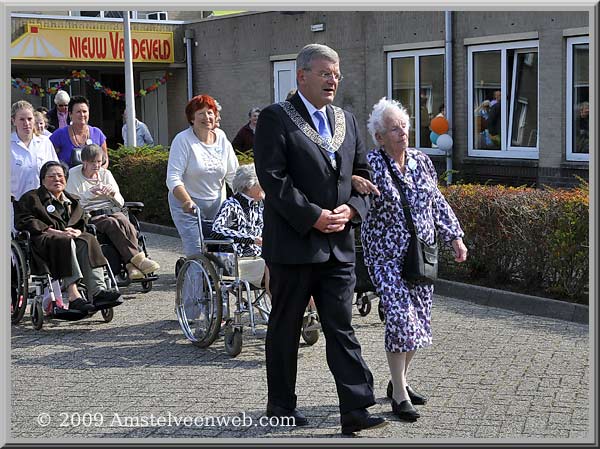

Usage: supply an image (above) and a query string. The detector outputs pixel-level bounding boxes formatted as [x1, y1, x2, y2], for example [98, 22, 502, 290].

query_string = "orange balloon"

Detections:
[430, 116, 449, 135]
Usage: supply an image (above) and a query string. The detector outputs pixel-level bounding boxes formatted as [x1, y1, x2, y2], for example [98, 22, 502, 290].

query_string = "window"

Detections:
[566, 36, 589, 162]
[273, 60, 296, 103]
[387, 48, 445, 155]
[468, 40, 539, 159]
[144, 12, 168, 21]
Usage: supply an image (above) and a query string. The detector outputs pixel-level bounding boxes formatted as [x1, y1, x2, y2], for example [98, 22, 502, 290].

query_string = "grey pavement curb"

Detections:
[140, 221, 589, 325]
[140, 221, 180, 238]
[434, 278, 589, 324]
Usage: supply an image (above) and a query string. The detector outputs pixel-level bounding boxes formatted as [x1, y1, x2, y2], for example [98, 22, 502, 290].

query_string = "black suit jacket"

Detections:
[254, 93, 372, 265]
[46, 107, 59, 132]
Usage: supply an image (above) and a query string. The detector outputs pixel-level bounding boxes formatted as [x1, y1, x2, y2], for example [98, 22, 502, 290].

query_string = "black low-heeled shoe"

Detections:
[387, 381, 428, 406]
[406, 385, 428, 405]
[391, 399, 420, 422]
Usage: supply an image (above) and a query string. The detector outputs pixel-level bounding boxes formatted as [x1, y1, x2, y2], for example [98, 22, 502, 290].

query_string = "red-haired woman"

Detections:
[166, 94, 239, 257]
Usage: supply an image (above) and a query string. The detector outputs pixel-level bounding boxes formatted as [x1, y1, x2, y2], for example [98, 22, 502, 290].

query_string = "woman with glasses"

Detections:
[13, 161, 123, 313]
[166, 94, 239, 257]
[361, 97, 467, 422]
[66, 144, 160, 280]
[47, 90, 70, 132]
[50, 95, 109, 169]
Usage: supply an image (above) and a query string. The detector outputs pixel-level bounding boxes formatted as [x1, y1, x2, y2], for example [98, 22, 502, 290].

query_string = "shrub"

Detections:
[109, 145, 172, 226]
[440, 181, 589, 303]
[109, 144, 256, 226]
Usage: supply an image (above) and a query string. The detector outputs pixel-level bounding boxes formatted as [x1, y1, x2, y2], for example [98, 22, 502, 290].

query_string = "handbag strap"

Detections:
[379, 148, 417, 236]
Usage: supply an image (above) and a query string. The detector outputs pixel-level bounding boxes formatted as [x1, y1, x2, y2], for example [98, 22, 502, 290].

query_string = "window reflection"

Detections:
[473, 51, 501, 150]
[572, 44, 589, 154]
[391, 57, 415, 147]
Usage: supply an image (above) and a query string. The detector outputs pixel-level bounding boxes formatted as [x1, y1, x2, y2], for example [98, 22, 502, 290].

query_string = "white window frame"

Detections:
[143, 11, 168, 21]
[467, 40, 539, 159]
[566, 35, 589, 162]
[387, 48, 446, 156]
[273, 60, 296, 103]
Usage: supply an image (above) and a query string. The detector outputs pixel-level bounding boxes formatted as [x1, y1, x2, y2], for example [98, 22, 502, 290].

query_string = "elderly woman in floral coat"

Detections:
[358, 98, 468, 422]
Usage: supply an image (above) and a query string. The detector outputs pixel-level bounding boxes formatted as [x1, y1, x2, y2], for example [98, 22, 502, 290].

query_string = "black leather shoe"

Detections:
[340, 408, 387, 435]
[391, 399, 420, 422]
[266, 404, 308, 426]
[69, 297, 95, 314]
[406, 385, 428, 405]
[387, 381, 428, 406]
[93, 289, 123, 306]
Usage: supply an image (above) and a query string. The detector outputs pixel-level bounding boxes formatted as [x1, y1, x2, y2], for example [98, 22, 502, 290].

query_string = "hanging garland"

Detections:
[11, 70, 171, 100]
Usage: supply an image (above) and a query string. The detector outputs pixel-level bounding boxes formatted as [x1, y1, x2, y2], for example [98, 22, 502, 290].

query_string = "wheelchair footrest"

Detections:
[132, 275, 158, 283]
[52, 308, 89, 321]
[93, 297, 124, 310]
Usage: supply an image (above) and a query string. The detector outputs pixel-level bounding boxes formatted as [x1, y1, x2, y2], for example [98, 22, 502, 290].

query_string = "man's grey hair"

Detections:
[232, 163, 259, 194]
[367, 97, 411, 146]
[248, 107, 261, 117]
[81, 143, 104, 162]
[54, 90, 70, 105]
[296, 44, 339, 71]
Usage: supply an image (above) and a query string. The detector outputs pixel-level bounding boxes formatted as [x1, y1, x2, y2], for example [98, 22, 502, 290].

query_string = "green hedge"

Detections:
[439, 182, 589, 304]
[108, 145, 255, 227]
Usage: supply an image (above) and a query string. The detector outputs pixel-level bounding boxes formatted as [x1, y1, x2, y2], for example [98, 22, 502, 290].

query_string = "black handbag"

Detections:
[380, 149, 438, 285]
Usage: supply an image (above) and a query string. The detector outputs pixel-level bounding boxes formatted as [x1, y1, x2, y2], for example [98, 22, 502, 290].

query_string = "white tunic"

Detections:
[10, 132, 58, 200]
[166, 127, 238, 200]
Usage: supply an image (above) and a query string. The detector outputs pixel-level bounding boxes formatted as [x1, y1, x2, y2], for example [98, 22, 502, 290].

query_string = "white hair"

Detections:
[366, 97, 411, 146]
[54, 90, 70, 105]
[232, 163, 259, 194]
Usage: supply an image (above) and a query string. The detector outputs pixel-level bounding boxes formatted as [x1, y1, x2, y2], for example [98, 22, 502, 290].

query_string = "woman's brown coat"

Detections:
[14, 186, 107, 279]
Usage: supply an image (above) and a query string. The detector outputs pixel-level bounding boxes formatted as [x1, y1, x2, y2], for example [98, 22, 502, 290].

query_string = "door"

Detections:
[140, 71, 168, 146]
[273, 60, 296, 103]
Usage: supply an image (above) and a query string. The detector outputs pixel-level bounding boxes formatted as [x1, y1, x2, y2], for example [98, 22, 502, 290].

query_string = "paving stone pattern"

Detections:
[11, 233, 590, 441]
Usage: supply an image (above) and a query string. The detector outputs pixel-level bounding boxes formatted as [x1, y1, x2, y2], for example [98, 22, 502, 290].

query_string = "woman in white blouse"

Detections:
[166, 94, 238, 257]
[10, 101, 58, 203]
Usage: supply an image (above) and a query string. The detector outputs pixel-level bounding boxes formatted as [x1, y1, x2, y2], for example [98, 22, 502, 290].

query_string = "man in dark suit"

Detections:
[254, 43, 386, 435]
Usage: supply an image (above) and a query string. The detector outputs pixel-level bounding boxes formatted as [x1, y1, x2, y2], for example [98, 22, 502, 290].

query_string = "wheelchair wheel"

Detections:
[357, 294, 372, 317]
[301, 314, 320, 346]
[175, 256, 223, 348]
[11, 240, 28, 324]
[31, 301, 44, 330]
[175, 257, 186, 278]
[140, 280, 153, 293]
[101, 308, 114, 323]
[224, 320, 243, 357]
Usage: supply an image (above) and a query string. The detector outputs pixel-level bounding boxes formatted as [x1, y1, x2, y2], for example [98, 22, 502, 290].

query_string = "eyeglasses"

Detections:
[306, 69, 344, 82]
[57, 104, 68, 108]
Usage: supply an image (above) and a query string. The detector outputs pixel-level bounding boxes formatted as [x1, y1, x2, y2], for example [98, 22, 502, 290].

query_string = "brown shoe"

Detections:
[131, 253, 160, 275]
[126, 263, 144, 280]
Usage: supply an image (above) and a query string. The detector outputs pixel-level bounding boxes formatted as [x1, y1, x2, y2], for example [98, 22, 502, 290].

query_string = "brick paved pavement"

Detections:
[10, 233, 590, 441]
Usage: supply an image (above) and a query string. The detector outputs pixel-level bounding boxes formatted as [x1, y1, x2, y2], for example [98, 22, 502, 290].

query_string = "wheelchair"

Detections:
[94, 202, 158, 293]
[174, 218, 319, 357]
[10, 230, 120, 330]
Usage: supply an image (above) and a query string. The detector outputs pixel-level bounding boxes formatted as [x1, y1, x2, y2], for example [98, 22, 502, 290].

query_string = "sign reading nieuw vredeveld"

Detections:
[11, 23, 174, 63]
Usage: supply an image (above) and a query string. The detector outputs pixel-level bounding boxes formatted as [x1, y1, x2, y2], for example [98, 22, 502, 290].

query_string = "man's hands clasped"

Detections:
[313, 204, 356, 233]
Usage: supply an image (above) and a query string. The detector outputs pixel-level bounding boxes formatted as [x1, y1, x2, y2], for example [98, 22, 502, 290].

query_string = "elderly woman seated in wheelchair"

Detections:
[175, 164, 272, 356]
[210, 163, 269, 294]
[65, 143, 160, 283]
[13, 161, 123, 316]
